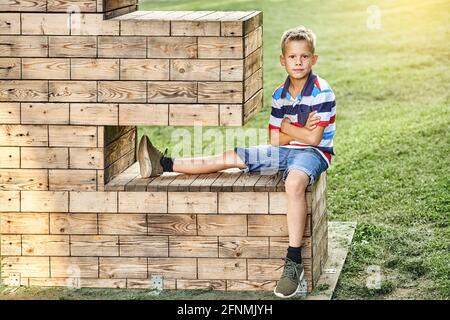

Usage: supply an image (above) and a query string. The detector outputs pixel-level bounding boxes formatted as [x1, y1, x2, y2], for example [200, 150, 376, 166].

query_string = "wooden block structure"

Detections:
[0, 0, 328, 294]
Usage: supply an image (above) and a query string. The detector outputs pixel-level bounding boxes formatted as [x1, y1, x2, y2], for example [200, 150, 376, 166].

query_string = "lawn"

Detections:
[1, 0, 448, 300]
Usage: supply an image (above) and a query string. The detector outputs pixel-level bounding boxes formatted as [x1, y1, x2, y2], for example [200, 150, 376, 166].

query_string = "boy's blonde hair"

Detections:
[280, 26, 316, 54]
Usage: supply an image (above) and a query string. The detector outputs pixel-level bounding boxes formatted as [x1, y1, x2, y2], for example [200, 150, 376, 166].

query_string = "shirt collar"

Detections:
[281, 71, 317, 99]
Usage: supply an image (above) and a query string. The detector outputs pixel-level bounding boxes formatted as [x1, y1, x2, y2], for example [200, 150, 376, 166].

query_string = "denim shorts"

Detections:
[233, 145, 329, 186]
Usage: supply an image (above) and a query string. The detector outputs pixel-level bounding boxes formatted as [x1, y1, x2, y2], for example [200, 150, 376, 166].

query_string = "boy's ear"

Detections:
[279, 53, 285, 66]
[312, 54, 319, 65]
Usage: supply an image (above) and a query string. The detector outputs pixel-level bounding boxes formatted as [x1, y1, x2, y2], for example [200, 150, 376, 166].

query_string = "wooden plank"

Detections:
[0, 235, 21, 256]
[49, 169, 97, 191]
[28, 277, 126, 288]
[197, 215, 246, 236]
[177, 280, 226, 290]
[169, 236, 217, 258]
[69, 191, 117, 212]
[198, 37, 243, 59]
[118, 191, 167, 213]
[1, 212, 49, 234]
[69, 147, 103, 169]
[269, 236, 312, 260]
[0, 58, 20, 79]
[48, 80, 96, 102]
[21, 147, 68, 169]
[147, 258, 197, 280]
[221, 59, 244, 81]
[0, 147, 20, 168]
[210, 170, 242, 192]
[119, 103, 168, 125]
[100, 257, 147, 279]
[21, 191, 68, 212]
[124, 175, 156, 191]
[269, 191, 312, 215]
[247, 258, 311, 281]
[98, 36, 146, 58]
[120, 20, 170, 36]
[171, 21, 220, 36]
[0, 191, 20, 212]
[147, 37, 197, 59]
[221, 21, 243, 37]
[169, 104, 219, 126]
[104, 148, 135, 183]
[244, 68, 263, 101]
[50, 257, 98, 278]
[0, 36, 48, 57]
[218, 192, 268, 214]
[98, 81, 146, 103]
[0, 124, 48, 147]
[244, 47, 262, 79]
[71, 13, 119, 35]
[48, 36, 96, 57]
[21, 103, 69, 124]
[147, 81, 197, 103]
[248, 214, 312, 237]
[70, 103, 118, 125]
[170, 59, 219, 81]
[70, 235, 119, 256]
[226, 280, 276, 291]
[98, 213, 147, 235]
[22, 235, 70, 256]
[254, 171, 282, 192]
[105, 162, 139, 191]
[0, 0, 46, 12]
[49, 125, 97, 147]
[103, 0, 137, 11]
[147, 214, 196, 236]
[0, 80, 48, 102]
[243, 89, 262, 123]
[231, 171, 263, 192]
[0, 13, 20, 35]
[21, 13, 70, 35]
[104, 127, 135, 165]
[198, 82, 243, 103]
[47, 0, 97, 12]
[188, 172, 222, 192]
[71, 58, 119, 80]
[0, 102, 20, 124]
[198, 258, 246, 280]
[1, 257, 49, 278]
[146, 172, 179, 192]
[0, 168, 48, 190]
[168, 192, 217, 214]
[219, 236, 269, 258]
[244, 26, 262, 57]
[120, 58, 169, 80]
[50, 213, 97, 234]
[243, 11, 262, 35]
[119, 236, 168, 257]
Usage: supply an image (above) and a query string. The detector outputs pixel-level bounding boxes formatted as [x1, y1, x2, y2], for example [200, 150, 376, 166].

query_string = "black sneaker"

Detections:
[273, 258, 305, 298]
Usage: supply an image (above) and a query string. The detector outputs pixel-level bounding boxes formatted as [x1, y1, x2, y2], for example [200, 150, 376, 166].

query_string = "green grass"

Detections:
[1, 0, 449, 300]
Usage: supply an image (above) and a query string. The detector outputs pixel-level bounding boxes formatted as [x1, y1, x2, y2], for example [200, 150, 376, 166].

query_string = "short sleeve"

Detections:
[268, 97, 284, 130]
[312, 91, 336, 127]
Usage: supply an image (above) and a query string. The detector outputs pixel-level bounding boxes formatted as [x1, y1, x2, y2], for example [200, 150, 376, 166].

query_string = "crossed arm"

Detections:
[269, 112, 325, 146]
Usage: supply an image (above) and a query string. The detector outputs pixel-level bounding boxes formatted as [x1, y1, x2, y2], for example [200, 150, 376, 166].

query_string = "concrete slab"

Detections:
[305, 221, 357, 300]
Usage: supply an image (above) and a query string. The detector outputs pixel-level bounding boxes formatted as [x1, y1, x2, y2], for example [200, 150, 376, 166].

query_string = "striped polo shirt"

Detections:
[268, 71, 336, 165]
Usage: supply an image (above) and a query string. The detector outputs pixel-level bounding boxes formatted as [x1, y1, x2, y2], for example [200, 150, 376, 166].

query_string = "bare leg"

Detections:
[284, 170, 310, 247]
[172, 150, 247, 174]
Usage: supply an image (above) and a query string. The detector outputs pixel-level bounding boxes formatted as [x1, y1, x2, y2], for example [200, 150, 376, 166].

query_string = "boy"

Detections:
[138, 26, 336, 298]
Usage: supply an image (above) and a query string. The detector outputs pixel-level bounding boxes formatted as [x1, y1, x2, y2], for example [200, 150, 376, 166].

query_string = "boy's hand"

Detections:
[281, 117, 291, 131]
[305, 111, 321, 130]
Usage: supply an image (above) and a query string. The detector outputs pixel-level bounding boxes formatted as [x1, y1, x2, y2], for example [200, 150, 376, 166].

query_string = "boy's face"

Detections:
[280, 39, 318, 81]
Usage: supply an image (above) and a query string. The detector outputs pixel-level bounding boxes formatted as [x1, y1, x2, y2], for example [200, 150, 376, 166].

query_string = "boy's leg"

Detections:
[284, 170, 310, 248]
[172, 150, 247, 174]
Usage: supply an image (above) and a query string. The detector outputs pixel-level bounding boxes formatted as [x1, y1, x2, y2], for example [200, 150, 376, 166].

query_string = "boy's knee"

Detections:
[284, 170, 309, 197]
